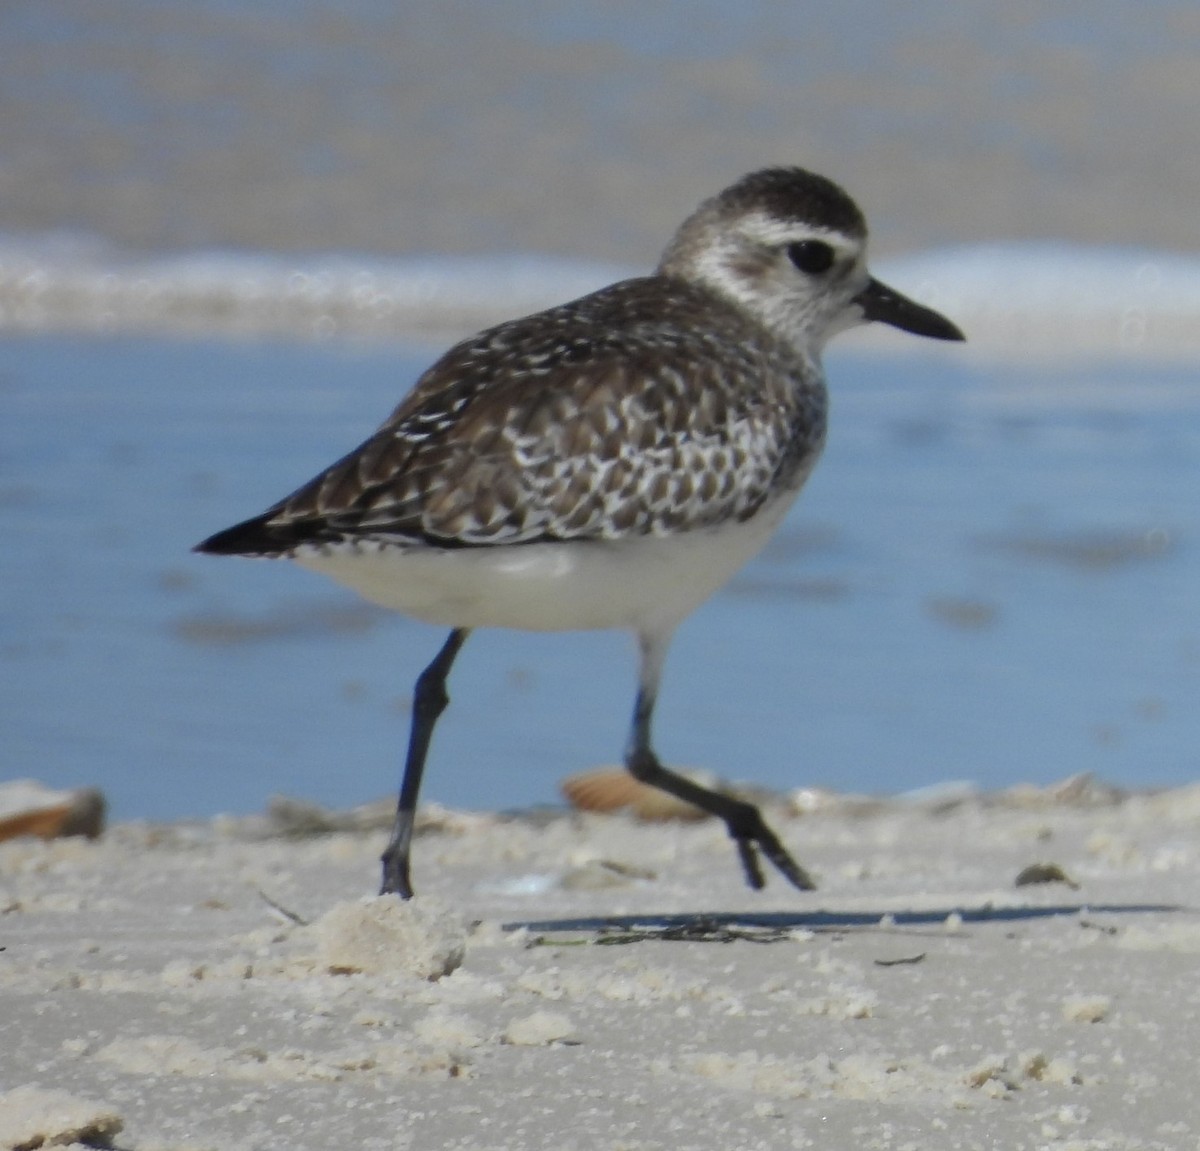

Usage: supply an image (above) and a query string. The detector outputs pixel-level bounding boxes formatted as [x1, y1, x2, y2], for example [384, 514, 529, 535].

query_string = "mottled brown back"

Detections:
[206, 275, 826, 555]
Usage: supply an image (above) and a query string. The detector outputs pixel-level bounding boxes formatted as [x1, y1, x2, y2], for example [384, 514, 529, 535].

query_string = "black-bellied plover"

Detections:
[196, 167, 964, 898]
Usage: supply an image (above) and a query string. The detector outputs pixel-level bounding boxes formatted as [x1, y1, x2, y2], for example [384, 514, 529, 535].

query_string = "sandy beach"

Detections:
[3, 781, 1198, 1149]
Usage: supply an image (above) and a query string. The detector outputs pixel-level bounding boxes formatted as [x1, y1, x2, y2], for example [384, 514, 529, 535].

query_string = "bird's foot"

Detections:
[730, 807, 816, 892]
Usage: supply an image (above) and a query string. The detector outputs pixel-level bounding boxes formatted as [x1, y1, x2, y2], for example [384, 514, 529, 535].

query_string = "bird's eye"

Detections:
[786, 240, 835, 275]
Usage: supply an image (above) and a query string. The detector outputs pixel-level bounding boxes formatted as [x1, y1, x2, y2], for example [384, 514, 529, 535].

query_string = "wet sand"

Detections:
[5, 2, 1200, 264]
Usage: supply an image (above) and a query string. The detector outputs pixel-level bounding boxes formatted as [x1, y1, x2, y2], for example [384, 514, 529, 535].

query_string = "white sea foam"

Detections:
[1, 232, 1197, 359]
[0, 233, 625, 344]
[871, 243, 1200, 360]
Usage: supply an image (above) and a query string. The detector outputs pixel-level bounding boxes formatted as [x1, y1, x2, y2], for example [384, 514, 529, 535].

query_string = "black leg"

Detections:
[625, 631, 816, 892]
[380, 628, 470, 898]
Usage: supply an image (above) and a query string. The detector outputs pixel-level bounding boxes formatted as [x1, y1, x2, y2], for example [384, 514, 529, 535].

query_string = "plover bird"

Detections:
[196, 166, 964, 899]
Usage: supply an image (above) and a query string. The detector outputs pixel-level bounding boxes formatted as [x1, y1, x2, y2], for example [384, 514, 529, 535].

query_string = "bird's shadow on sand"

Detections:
[505, 902, 1187, 943]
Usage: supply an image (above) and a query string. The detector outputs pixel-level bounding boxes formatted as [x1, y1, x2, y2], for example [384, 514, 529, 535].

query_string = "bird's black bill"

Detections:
[855, 277, 965, 342]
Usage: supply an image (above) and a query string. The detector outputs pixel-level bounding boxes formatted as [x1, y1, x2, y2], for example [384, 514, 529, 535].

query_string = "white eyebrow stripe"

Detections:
[733, 211, 858, 253]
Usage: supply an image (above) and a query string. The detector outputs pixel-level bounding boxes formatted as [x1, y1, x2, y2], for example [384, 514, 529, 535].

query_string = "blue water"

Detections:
[3, 332, 1197, 820]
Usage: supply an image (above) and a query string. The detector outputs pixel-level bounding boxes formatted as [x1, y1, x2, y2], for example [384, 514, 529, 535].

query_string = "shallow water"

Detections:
[3, 333, 1197, 820]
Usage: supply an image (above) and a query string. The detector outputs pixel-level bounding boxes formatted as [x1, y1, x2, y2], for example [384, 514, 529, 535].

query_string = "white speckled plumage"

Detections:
[197, 166, 964, 899]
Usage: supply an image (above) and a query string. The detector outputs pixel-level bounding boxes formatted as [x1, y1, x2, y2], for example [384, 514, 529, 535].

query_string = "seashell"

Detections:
[560, 766, 714, 822]
[559, 858, 657, 890]
[0, 780, 106, 843]
[1014, 861, 1080, 890]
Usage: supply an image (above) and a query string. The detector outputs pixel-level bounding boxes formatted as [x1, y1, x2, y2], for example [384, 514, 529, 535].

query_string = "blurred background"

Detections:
[5, 1, 1200, 261]
[2, 1, 1199, 822]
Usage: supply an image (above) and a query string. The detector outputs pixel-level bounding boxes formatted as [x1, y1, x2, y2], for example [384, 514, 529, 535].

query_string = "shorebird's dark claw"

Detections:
[736, 837, 766, 890]
[731, 811, 817, 893]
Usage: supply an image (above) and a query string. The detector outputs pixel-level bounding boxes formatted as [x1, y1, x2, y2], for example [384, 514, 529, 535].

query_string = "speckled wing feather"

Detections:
[216, 277, 826, 554]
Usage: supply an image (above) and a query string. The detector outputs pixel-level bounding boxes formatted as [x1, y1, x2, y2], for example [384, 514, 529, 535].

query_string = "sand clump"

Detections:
[501, 1010, 577, 1047]
[310, 895, 468, 980]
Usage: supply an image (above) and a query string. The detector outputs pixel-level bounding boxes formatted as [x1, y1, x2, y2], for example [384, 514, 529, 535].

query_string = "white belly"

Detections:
[294, 491, 798, 634]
